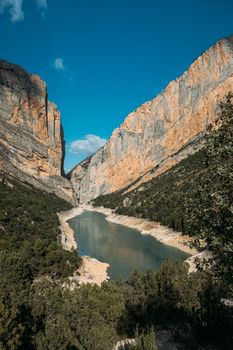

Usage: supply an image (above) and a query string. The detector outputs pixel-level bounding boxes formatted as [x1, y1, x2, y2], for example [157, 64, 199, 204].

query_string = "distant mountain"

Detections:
[69, 35, 233, 203]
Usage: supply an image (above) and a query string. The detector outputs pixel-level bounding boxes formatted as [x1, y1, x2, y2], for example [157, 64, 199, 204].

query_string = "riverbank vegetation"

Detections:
[1, 255, 232, 349]
[0, 177, 81, 278]
[93, 94, 233, 296]
[93, 149, 205, 233]
[0, 179, 232, 349]
[0, 95, 232, 349]
[0, 177, 81, 348]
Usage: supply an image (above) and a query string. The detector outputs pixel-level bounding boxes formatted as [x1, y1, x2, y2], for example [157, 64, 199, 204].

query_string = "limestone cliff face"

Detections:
[0, 60, 74, 203]
[70, 36, 233, 203]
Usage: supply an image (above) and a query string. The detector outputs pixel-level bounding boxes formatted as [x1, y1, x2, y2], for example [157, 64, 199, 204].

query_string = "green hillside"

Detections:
[93, 94, 233, 292]
[0, 177, 81, 278]
[93, 149, 206, 233]
[0, 95, 232, 349]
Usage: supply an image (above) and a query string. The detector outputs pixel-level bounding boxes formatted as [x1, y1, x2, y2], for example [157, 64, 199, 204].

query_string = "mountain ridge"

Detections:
[69, 35, 233, 203]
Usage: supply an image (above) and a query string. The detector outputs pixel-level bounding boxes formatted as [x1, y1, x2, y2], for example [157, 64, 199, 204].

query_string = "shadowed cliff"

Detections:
[0, 60, 75, 203]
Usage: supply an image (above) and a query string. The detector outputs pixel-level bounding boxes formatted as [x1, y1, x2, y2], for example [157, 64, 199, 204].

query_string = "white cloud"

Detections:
[0, 0, 48, 22]
[35, 0, 47, 9]
[0, 0, 24, 22]
[70, 134, 107, 155]
[53, 58, 65, 71]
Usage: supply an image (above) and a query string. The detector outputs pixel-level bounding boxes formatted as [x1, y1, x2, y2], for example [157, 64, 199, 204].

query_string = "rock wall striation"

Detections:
[0, 60, 74, 203]
[69, 36, 233, 203]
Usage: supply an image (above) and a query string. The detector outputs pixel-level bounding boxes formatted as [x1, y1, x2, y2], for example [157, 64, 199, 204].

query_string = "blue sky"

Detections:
[0, 0, 233, 171]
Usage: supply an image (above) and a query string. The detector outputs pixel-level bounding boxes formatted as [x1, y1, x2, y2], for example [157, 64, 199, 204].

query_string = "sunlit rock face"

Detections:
[69, 36, 233, 203]
[0, 60, 74, 203]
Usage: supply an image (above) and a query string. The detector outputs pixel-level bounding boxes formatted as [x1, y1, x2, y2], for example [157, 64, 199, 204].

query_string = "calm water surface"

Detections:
[68, 210, 190, 279]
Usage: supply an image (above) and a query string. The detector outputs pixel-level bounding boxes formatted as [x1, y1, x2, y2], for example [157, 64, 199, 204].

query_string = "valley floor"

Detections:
[58, 207, 110, 286]
[84, 205, 197, 255]
[58, 204, 199, 286]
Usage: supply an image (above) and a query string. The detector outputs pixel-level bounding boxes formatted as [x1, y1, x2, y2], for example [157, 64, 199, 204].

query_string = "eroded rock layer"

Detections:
[70, 36, 233, 203]
[0, 60, 74, 203]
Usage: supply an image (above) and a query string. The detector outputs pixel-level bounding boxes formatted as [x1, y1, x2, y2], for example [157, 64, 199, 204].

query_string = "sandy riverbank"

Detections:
[58, 204, 199, 284]
[58, 207, 110, 286]
[68, 256, 110, 287]
[58, 207, 83, 251]
[82, 204, 196, 255]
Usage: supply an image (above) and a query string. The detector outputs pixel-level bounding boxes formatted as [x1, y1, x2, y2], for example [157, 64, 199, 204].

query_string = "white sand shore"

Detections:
[58, 207, 110, 286]
[69, 256, 110, 287]
[58, 207, 83, 251]
[59, 204, 199, 284]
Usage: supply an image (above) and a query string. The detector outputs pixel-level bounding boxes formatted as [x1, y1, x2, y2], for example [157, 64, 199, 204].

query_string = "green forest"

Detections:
[93, 94, 233, 297]
[0, 95, 232, 349]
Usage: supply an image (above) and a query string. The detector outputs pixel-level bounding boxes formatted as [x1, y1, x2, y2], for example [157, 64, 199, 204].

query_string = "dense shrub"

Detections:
[31, 281, 125, 350]
[0, 177, 81, 278]
[120, 328, 157, 350]
[119, 260, 232, 349]
[0, 177, 81, 349]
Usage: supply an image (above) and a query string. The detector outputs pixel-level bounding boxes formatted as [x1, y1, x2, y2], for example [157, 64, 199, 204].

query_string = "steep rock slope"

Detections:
[0, 60, 74, 203]
[70, 36, 233, 203]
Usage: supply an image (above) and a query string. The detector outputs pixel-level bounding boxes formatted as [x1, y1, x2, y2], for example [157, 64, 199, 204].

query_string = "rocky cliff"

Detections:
[0, 60, 74, 203]
[69, 36, 233, 203]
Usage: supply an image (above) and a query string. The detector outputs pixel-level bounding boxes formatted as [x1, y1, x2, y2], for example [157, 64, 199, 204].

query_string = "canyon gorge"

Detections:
[0, 36, 233, 205]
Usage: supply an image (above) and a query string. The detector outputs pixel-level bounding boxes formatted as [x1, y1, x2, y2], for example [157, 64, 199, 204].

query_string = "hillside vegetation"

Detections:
[93, 94, 233, 294]
[0, 96, 232, 349]
[0, 177, 81, 348]
[93, 149, 206, 232]
[0, 162, 232, 349]
[0, 177, 80, 278]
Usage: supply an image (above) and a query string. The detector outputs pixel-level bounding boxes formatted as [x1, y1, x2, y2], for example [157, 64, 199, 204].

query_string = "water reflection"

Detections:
[68, 210, 189, 279]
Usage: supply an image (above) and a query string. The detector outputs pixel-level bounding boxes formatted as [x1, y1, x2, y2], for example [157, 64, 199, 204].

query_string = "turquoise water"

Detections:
[68, 210, 190, 279]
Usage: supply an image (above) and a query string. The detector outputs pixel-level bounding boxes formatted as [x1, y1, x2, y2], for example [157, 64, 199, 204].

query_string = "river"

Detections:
[68, 210, 190, 280]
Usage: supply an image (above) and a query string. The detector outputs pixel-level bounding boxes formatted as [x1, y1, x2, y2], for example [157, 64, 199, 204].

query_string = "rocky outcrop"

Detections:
[0, 60, 74, 203]
[70, 36, 233, 203]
